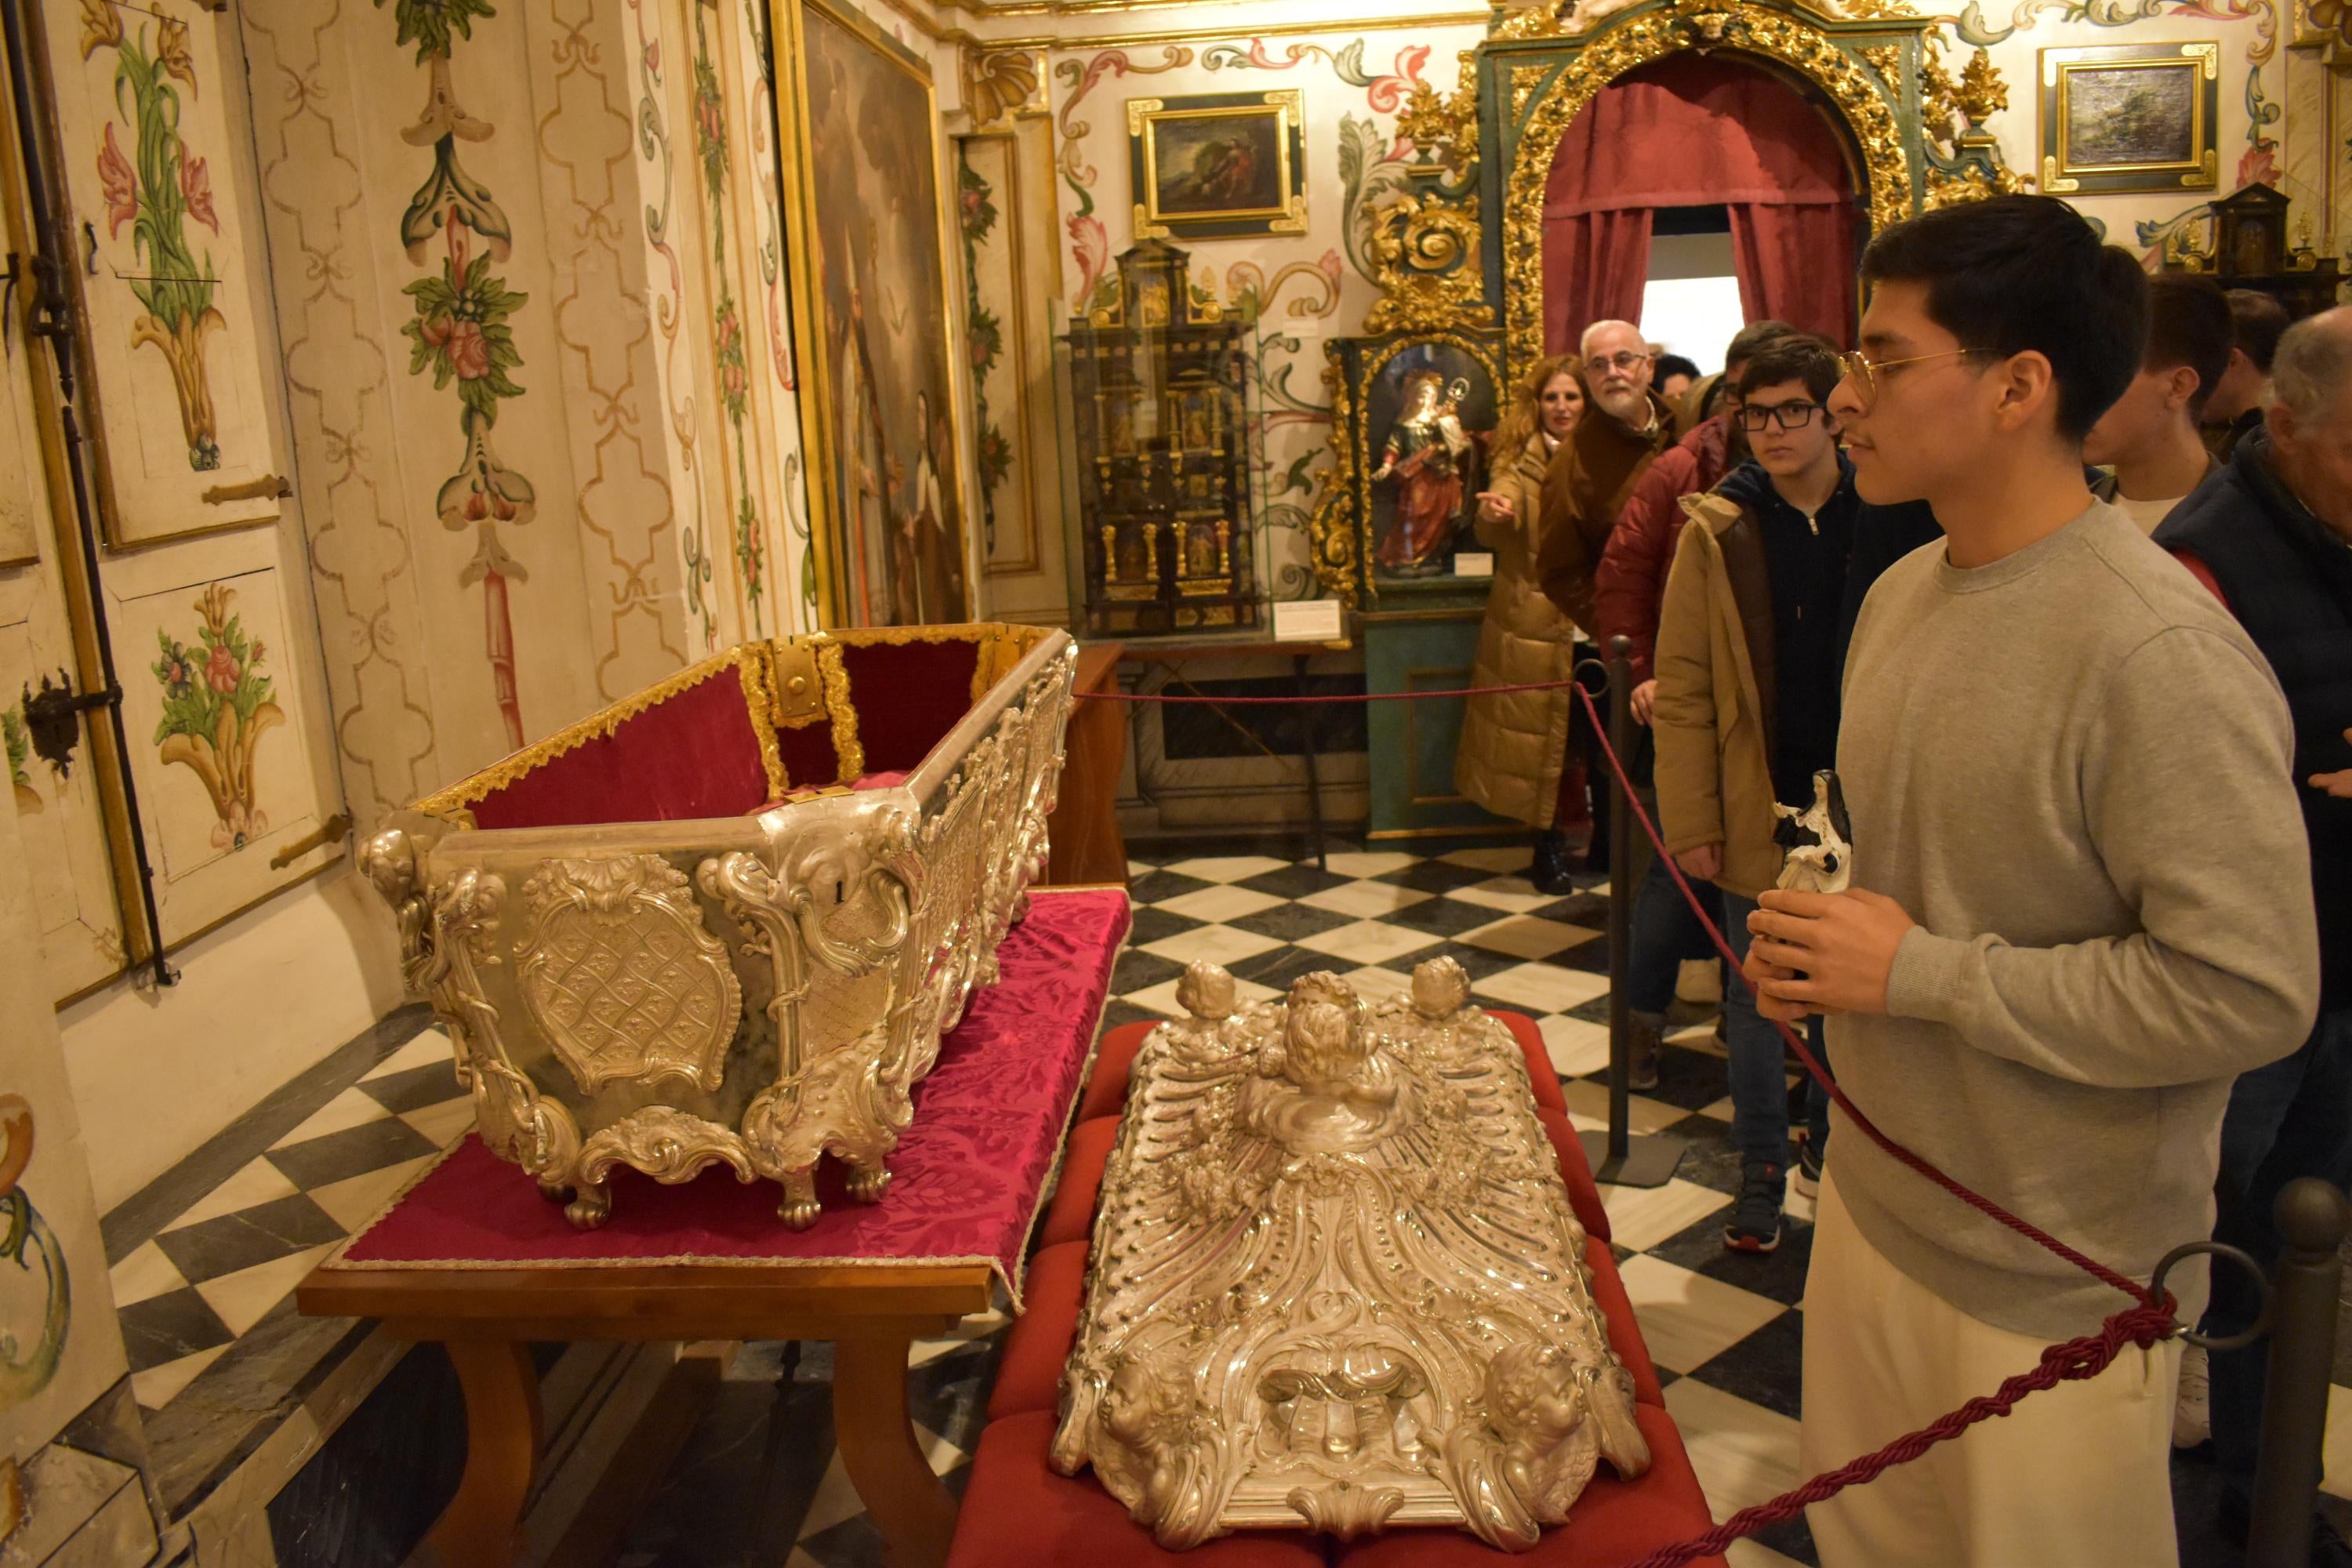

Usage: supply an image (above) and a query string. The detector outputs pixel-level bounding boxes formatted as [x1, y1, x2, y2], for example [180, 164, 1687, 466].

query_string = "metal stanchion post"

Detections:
[1579, 636, 1686, 1190]
[2249, 1178, 2350, 1568]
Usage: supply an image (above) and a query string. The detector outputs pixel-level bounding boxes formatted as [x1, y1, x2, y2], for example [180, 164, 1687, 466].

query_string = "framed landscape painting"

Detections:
[2038, 42, 2219, 195]
[1127, 90, 1305, 241]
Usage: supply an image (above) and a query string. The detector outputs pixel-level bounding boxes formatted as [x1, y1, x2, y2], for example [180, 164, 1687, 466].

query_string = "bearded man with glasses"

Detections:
[1733, 194, 2318, 1568]
[1652, 334, 1939, 1254]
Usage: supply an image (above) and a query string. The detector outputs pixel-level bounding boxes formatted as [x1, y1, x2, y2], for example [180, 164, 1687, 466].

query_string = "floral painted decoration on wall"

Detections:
[691, 5, 771, 637]
[81, 0, 225, 472]
[957, 155, 1010, 548]
[376, 0, 537, 750]
[153, 582, 280, 851]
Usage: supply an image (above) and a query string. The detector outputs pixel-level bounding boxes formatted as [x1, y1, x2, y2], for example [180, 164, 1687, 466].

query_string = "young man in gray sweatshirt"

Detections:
[1740, 195, 2320, 1566]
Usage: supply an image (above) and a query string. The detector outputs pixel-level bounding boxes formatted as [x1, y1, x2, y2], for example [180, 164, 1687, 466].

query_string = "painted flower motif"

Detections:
[158, 643, 194, 699]
[179, 153, 219, 234]
[154, 16, 198, 95]
[97, 123, 136, 240]
[2238, 144, 2281, 191]
[78, 0, 122, 59]
[422, 315, 492, 380]
[205, 643, 239, 694]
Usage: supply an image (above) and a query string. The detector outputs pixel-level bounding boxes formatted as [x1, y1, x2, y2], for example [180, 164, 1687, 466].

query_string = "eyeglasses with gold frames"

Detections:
[1836, 347, 1996, 407]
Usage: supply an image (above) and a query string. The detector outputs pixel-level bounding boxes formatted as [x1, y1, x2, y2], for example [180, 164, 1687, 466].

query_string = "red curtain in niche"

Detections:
[1729, 203, 1857, 348]
[1543, 54, 1860, 350]
[1542, 209, 1655, 358]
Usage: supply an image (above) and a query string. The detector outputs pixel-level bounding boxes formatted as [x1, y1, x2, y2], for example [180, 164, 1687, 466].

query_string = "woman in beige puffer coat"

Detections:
[1454, 354, 1584, 833]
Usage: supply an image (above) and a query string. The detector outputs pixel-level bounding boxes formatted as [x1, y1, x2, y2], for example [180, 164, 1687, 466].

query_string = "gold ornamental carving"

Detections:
[361, 626, 1078, 1230]
[514, 855, 745, 1098]
[1307, 355, 1362, 608]
[1499, 0, 1917, 374]
[1053, 960, 1650, 1549]
[962, 45, 1040, 129]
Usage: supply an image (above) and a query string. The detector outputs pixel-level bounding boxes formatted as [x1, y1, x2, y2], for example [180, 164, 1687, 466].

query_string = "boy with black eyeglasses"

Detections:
[1735, 195, 2317, 1567]
[1652, 334, 1936, 1254]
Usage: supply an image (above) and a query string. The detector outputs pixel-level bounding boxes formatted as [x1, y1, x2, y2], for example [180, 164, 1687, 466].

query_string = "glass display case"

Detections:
[1063, 241, 1258, 637]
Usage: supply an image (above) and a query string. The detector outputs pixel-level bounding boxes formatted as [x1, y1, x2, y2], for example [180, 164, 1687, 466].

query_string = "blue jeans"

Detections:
[2207, 1004, 2352, 1504]
[1626, 847, 1722, 1016]
[1720, 891, 1831, 1173]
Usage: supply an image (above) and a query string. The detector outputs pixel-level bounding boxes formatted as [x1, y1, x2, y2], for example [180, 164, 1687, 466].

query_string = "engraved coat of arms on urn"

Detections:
[1052, 958, 1650, 1551]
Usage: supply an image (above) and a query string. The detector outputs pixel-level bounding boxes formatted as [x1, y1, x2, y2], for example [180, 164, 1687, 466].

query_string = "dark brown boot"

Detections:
[1628, 1011, 1664, 1092]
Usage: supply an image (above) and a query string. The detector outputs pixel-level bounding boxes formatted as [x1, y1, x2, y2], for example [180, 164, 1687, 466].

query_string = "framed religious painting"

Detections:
[2037, 42, 2220, 196]
[773, 0, 971, 629]
[1330, 329, 1504, 606]
[1126, 91, 1305, 241]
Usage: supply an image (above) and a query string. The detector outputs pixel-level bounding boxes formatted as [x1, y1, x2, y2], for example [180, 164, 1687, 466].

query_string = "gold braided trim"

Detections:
[734, 643, 792, 796]
[411, 645, 783, 817]
[815, 637, 865, 780]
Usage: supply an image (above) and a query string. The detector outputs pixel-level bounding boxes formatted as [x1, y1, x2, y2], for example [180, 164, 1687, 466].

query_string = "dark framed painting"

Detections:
[1350, 335, 1501, 591]
[1126, 91, 1306, 241]
[2038, 42, 2219, 196]
[777, 0, 971, 628]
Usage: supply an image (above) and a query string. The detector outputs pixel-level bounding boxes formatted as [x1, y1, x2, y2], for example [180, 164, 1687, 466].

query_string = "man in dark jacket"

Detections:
[2199, 288, 2291, 463]
[2154, 305, 2352, 1555]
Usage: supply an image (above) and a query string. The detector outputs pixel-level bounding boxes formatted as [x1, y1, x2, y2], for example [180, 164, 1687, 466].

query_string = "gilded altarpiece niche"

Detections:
[37, 0, 283, 548]
[1065, 241, 1258, 637]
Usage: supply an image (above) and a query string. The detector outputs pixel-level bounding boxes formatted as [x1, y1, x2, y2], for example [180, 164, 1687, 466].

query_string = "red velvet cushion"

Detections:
[467, 663, 771, 830]
[841, 639, 983, 772]
[1492, 1009, 1569, 1115]
[987, 1240, 1087, 1421]
[1328, 1405, 1726, 1567]
[1076, 1021, 1157, 1123]
[1037, 1118, 1120, 1249]
[949, 1412, 1329, 1568]
[1537, 1109, 1613, 1245]
[1585, 1234, 1664, 1407]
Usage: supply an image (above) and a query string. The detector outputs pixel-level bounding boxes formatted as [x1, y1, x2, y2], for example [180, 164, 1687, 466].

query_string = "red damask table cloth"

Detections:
[326, 887, 1132, 1307]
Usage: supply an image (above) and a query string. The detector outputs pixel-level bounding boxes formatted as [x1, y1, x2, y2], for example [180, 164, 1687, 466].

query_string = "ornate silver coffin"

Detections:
[1052, 959, 1650, 1551]
[359, 625, 1076, 1228]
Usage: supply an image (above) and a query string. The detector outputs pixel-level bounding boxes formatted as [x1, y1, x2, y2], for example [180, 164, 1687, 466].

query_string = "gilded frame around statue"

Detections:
[769, 0, 974, 631]
[1327, 328, 1506, 605]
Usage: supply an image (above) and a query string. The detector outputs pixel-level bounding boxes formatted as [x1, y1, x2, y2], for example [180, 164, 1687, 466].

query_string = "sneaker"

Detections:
[1794, 1137, 1825, 1200]
[1675, 958, 1723, 1007]
[1626, 1012, 1663, 1092]
[1724, 1163, 1785, 1254]
[2173, 1341, 2211, 1450]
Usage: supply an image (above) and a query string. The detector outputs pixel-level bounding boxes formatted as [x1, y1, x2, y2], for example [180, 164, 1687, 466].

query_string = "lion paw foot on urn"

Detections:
[779, 1169, 823, 1231]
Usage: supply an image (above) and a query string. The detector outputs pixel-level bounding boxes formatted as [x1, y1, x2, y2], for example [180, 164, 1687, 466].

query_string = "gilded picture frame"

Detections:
[1126, 90, 1306, 241]
[2038, 42, 2220, 196]
[770, 0, 973, 630]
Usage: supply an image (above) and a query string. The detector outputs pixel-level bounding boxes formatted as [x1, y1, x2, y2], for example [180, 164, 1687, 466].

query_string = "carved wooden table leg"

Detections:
[832, 1334, 956, 1568]
[426, 1341, 543, 1568]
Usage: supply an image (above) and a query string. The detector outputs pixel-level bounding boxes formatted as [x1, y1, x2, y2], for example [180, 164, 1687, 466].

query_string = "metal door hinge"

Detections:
[20, 669, 119, 778]
[267, 812, 351, 869]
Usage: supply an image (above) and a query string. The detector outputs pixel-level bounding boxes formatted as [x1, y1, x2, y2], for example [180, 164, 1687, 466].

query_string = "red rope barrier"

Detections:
[1561, 680, 2180, 1567]
[1076, 677, 1581, 704]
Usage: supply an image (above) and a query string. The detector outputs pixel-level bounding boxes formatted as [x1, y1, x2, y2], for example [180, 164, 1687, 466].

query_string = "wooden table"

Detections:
[1043, 642, 1127, 887]
[296, 1259, 990, 1568]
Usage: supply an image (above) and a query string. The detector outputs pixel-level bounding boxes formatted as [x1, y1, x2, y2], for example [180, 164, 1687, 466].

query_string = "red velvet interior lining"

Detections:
[467, 667, 771, 831]
[840, 639, 983, 774]
[775, 720, 846, 791]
